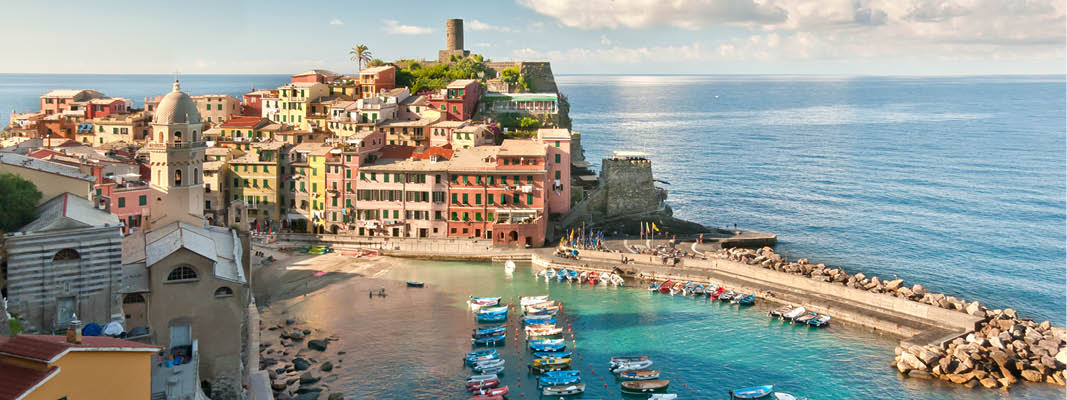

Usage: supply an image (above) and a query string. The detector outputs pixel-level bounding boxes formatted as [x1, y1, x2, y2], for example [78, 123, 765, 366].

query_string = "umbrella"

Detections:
[103, 321, 124, 336]
[82, 323, 103, 336]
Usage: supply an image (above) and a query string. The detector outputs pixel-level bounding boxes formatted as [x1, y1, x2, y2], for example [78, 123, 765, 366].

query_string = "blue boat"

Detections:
[808, 314, 831, 327]
[557, 269, 569, 280]
[472, 334, 506, 345]
[737, 294, 755, 305]
[730, 384, 773, 399]
[539, 374, 581, 387]
[465, 351, 500, 364]
[470, 296, 501, 306]
[648, 282, 659, 292]
[532, 351, 572, 359]
[529, 338, 564, 345]
[524, 318, 557, 326]
[477, 312, 507, 323]
[542, 370, 580, 378]
[568, 270, 578, 280]
[475, 325, 506, 335]
[693, 284, 705, 296]
[530, 343, 566, 352]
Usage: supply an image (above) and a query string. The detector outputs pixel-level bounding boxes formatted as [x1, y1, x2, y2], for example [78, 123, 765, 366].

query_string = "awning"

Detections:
[286, 213, 307, 220]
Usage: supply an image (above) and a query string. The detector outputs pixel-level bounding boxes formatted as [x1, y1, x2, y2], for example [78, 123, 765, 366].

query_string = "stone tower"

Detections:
[446, 19, 463, 51]
[438, 18, 470, 63]
[147, 79, 206, 228]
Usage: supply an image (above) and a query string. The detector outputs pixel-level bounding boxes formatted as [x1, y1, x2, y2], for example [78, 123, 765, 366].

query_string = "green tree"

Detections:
[518, 117, 542, 130]
[0, 173, 42, 233]
[367, 58, 386, 67]
[348, 44, 372, 72]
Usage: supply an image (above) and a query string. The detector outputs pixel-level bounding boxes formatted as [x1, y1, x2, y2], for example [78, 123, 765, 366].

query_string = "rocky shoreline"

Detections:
[715, 246, 1066, 390]
[259, 317, 346, 400]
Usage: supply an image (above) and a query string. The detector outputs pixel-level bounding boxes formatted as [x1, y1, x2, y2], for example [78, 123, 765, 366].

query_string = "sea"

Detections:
[1, 74, 1064, 398]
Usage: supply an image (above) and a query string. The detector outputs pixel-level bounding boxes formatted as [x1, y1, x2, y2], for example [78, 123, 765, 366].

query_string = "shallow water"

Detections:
[273, 259, 1063, 399]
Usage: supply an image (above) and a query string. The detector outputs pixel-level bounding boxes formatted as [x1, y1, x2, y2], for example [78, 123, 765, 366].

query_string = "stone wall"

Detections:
[600, 157, 665, 217]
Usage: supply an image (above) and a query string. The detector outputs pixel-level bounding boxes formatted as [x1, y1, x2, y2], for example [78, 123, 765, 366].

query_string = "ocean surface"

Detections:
[271, 259, 1061, 399]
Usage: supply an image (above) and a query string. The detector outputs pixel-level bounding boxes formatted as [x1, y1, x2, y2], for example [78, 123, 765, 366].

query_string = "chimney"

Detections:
[66, 315, 82, 344]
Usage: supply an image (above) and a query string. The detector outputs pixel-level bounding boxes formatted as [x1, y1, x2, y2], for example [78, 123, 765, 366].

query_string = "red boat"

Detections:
[466, 378, 500, 392]
[710, 287, 725, 299]
[588, 272, 599, 285]
[472, 386, 509, 397]
[468, 396, 504, 400]
[658, 280, 673, 294]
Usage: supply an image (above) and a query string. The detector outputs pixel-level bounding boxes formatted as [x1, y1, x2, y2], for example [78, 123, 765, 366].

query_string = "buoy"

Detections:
[603, 383, 607, 387]
[683, 383, 687, 387]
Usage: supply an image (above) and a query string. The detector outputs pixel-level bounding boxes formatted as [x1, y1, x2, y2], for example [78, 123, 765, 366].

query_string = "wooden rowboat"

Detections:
[620, 379, 670, 394]
[618, 369, 661, 380]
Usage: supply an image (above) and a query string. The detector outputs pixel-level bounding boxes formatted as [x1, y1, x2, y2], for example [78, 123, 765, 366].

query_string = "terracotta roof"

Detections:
[360, 66, 394, 74]
[0, 335, 159, 363]
[413, 145, 454, 161]
[378, 145, 415, 160]
[0, 363, 58, 400]
[220, 116, 269, 128]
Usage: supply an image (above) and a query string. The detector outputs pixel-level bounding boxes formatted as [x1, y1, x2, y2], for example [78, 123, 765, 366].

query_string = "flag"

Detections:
[652, 223, 659, 232]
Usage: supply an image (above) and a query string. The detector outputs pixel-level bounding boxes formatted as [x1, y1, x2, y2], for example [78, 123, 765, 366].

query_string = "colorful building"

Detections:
[538, 128, 572, 214]
[39, 89, 107, 116]
[358, 66, 396, 98]
[87, 111, 151, 146]
[452, 124, 495, 149]
[479, 92, 559, 115]
[274, 82, 329, 130]
[356, 146, 453, 237]
[430, 120, 468, 147]
[192, 94, 241, 125]
[241, 89, 276, 117]
[0, 152, 95, 203]
[0, 333, 160, 400]
[291, 69, 342, 84]
[228, 141, 285, 230]
[428, 79, 482, 121]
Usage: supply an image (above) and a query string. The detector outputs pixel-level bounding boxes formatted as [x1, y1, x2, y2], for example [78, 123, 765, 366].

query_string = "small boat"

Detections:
[469, 297, 501, 309]
[472, 334, 506, 345]
[532, 351, 572, 359]
[710, 287, 725, 299]
[610, 273, 624, 286]
[474, 325, 506, 336]
[468, 395, 503, 400]
[544, 269, 557, 279]
[693, 284, 705, 296]
[568, 269, 578, 281]
[774, 393, 798, 400]
[542, 370, 581, 378]
[523, 314, 554, 322]
[648, 282, 659, 293]
[793, 312, 817, 325]
[478, 306, 508, 314]
[472, 358, 505, 371]
[682, 282, 695, 296]
[719, 291, 735, 301]
[782, 306, 806, 322]
[466, 378, 500, 392]
[730, 292, 744, 304]
[588, 272, 599, 285]
[474, 386, 509, 397]
[669, 282, 682, 296]
[530, 338, 565, 346]
[538, 374, 581, 388]
[730, 384, 773, 399]
[609, 356, 648, 367]
[466, 373, 498, 383]
[542, 383, 585, 396]
[465, 350, 500, 363]
[737, 294, 755, 305]
[476, 313, 507, 323]
[526, 308, 558, 317]
[525, 304, 559, 314]
[473, 330, 506, 339]
[618, 369, 661, 380]
[465, 349, 498, 359]
[579, 271, 589, 282]
[524, 318, 558, 327]
[659, 280, 673, 294]
[525, 327, 563, 337]
[611, 359, 654, 373]
[406, 281, 424, 287]
[530, 343, 566, 352]
[650, 394, 679, 400]
[620, 379, 670, 394]
[520, 295, 550, 306]
[808, 314, 831, 327]
[504, 260, 516, 272]
[476, 366, 504, 376]
[705, 285, 717, 297]
[532, 358, 571, 368]
[557, 269, 569, 280]
[769, 305, 793, 318]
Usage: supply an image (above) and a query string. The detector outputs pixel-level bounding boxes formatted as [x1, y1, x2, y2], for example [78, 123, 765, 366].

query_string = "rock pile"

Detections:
[261, 318, 346, 400]
[714, 246, 1066, 389]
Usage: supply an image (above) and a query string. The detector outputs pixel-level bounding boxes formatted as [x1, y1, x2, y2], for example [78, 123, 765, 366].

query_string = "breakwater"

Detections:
[530, 245, 1066, 391]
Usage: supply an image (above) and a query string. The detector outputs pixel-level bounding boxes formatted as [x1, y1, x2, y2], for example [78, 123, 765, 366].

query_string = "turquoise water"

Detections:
[274, 259, 1063, 399]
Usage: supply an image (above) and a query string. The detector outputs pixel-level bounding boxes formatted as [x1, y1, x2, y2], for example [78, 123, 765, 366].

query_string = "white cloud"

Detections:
[382, 19, 433, 35]
[515, 0, 1065, 63]
[470, 19, 513, 32]
[475, 42, 494, 48]
[599, 35, 612, 46]
[329, 18, 343, 25]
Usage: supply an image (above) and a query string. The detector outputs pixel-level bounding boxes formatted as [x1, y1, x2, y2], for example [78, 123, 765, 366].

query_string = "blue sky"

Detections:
[0, 0, 1063, 75]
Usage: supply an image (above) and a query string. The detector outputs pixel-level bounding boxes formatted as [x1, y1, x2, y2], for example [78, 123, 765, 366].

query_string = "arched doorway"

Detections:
[123, 293, 148, 329]
[330, 225, 339, 234]
[508, 231, 518, 243]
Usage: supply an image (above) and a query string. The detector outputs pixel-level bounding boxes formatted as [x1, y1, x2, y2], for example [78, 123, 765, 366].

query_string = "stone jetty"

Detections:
[715, 246, 1066, 389]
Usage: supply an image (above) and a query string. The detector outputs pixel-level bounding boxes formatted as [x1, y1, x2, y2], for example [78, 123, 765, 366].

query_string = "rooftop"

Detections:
[41, 89, 105, 98]
[220, 116, 270, 129]
[448, 79, 479, 88]
[499, 139, 546, 157]
[432, 120, 468, 128]
[0, 152, 95, 182]
[135, 221, 246, 283]
[360, 66, 394, 74]
[17, 193, 120, 234]
[537, 128, 570, 140]
[292, 69, 342, 78]
[290, 142, 332, 155]
[400, 95, 428, 106]
[0, 334, 160, 363]
[483, 92, 558, 102]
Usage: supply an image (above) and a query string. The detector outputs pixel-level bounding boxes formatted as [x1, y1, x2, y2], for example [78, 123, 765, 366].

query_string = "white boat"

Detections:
[504, 260, 516, 272]
[521, 295, 550, 306]
[611, 359, 654, 373]
[542, 383, 585, 396]
[781, 306, 806, 321]
[525, 327, 563, 336]
[473, 358, 505, 371]
[478, 306, 508, 314]
[769, 304, 793, 318]
[466, 373, 498, 383]
[579, 271, 589, 281]
[774, 393, 798, 400]
[649, 395, 679, 400]
[544, 269, 556, 279]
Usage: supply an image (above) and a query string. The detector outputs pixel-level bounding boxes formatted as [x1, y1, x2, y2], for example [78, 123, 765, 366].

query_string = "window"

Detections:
[234, 178, 240, 187]
[214, 286, 234, 298]
[451, 193, 458, 204]
[488, 212, 494, 221]
[488, 194, 495, 204]
[501, 176, 507, 185]
[346, 169, 351, 178]
[528, 194, 534, 205]
[451, 212, 458, 221]
[118, 197, 126, 208]
[555, 154, 561, 163]
[527, 176, 533, 184]
[166, 265, 198, 282]
[435, 174, 441, 184]
[475, 194, 481, 204]
[139, 195, 147, 206]
[555, 141, 560, 148]
[52, 248, 81, 262]
[384, 174, 390, 183]
[174, 169, 182, 185]
[462, 193, 468, 204]
[513, 193, 520, 204]
[555, 170, 561, 179]
[475, 212, 482, 221]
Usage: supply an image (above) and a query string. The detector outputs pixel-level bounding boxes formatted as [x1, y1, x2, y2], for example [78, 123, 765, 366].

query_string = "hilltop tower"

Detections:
[438, 18, 470, 63]
[147, 79, 206, 228]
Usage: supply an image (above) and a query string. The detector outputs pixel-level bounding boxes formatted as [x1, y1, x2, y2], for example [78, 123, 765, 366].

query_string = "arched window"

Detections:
[52, 248, 81, 262]
[192, 130, 198, 142]
[174, 169, 182, 185]
[158, 132, 164, 143]
[174, 131, 182, 144]
[165, 265, 198, 282]
[193, 168, 199, 184]
[214, 287, 234, 298]
[123, 293, 145, 304]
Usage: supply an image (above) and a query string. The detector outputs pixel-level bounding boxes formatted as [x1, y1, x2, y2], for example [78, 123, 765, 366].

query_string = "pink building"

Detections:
[428, 79, 482, 121]
[538, 128, 572, 215]
[39, 89, 106, 116]
[241, 89, 277, 117]
[291, 69, 342, 84]
[352, 145, 453, 238]
[429, 120, 468, 147]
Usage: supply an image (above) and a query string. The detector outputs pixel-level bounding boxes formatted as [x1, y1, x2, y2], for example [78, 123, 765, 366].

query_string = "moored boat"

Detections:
[769, 305, 793, 318]
[588, 271, 599, 285]
[504, 260, 516, 272]
[544, 269, 557, 279]
[529, 343, 566, 352]
[568, 269, 578, 281]
[466, 373, 498, 383]
[532, 351, 572, 359]
[520, 295, 550, 306]
[472, 358, 505, 371]
[659, 280, 673, 294]
[793, 312, 817, 325]
[737, 294, 755, 305]
[406, 281, 424, 287]
[465, 350, 500, 363]
[525, 327, 563, 337]
[472, 334, 506, 345]
[476, 312, 507, 323]
[669, 282, 683, 296]
[620, 379, 670, 394]
[530, 338, 565, 346]
[693, 284, 705, 296]
[578, 271, 589, 282]
[542, 383, 585, 396]
[532, 357, 571, 368]
[466, 378, 500, 392]
[649, 394, 679, 400]
[557, 268, 569, 280]
[611, 359, 654, 373]
[618, 369, 661, 380]
[648, 282, 659, 293]
[729, 384, 773, 399]
[474, 325, 506, 336]
[468, 395, 503, 400]
[473, 385, 509, 397]
[781, 306, 806, 322]
[524, 318, 558, 327]
[719, 291, 735, 301]
[477, 306, 508, 314]
[710, 287, 725, 299]
[609, 356, 648, 367]
[808, 314, 831, 327]
[538, 373, 581, 388]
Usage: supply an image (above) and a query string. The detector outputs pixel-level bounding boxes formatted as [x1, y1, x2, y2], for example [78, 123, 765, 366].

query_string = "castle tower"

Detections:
[446, 19, 463, 51]
[147, 79, 206, 228]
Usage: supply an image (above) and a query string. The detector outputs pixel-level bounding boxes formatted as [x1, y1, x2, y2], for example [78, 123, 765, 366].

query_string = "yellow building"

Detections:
[308, 145, 330, 231]
[285, 142, 332, 233]
[0, 152, 95, 204]
[228, 141, 285, 227]
[274, 82, 328, 131]
[0, 333, 160, 400]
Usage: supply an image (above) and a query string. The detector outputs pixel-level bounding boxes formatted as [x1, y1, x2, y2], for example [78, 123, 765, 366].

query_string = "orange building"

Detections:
[0, 333, 160, 400]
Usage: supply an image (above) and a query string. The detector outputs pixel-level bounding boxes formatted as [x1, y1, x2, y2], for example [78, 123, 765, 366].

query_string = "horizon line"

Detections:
[0, 72, 1063, 78]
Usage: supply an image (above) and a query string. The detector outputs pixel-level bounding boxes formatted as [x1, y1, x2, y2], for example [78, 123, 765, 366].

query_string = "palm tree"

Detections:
[348, 44, 371, 72]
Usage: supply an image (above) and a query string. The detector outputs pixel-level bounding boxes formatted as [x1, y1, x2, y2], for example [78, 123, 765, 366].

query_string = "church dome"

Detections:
[153, 80, 202, 124]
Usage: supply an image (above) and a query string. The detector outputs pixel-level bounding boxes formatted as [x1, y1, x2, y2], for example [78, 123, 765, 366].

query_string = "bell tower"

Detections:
[148, 79, 206, 228]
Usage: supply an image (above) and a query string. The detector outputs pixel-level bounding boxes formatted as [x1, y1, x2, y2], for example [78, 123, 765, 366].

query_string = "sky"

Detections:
[0, 0, 1063, 75]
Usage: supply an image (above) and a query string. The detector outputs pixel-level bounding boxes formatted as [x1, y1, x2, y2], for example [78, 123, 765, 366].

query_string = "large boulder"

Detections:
[900, 351, 928, 371]
[911, 284, 925, 296]
[299, 372, 319, 385]
[884, 279, 904, 291]
[328, 393, 345, 400]
[320, 361, 334, 372]
[308, 339, 328, 352]
[1021, 369, 1044, 382]
[965, 301, 984, 317]
[293, 358, 311, 371]
[289, 330, 305, 340]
